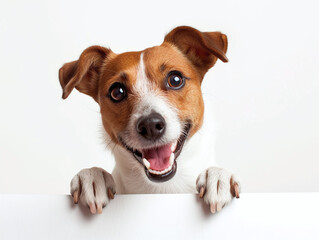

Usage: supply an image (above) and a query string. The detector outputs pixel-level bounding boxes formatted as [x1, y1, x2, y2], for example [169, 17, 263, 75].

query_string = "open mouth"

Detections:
[120, 123, 191, 182]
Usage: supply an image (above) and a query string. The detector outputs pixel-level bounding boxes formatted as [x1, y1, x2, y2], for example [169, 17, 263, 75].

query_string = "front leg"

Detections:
[70, 167, 116, 214]
[196, 167, 241, 213]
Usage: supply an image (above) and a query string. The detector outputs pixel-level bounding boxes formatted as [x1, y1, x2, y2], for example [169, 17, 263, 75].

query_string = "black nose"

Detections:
[136, 113, 166, 141]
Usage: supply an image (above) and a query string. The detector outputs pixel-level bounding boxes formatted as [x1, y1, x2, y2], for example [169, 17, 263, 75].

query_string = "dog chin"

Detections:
[119, 122, 191, 182]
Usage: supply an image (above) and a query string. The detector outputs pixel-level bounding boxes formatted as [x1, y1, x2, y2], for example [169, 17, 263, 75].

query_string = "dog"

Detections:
[59, 26, 241, 214]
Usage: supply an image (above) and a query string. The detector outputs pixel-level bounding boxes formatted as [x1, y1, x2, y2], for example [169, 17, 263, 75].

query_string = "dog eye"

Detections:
[109, 82, 127, 102]
[166, 71, 185, 90]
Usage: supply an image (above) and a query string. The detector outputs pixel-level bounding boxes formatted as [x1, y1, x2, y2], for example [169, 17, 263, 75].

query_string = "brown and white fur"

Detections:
[59, 26, 241, 214]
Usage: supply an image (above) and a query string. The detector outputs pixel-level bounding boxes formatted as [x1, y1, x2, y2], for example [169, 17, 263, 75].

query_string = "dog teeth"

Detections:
[143, 158, 150, 169]
[148, 169, 159, 175]
[169, 153, 175, 165]
[171, 141, 177, 152]
[148, 164, 173, 175]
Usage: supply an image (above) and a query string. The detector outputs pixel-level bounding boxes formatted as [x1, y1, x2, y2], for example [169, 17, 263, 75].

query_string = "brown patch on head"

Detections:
[143, 44, 205, 136]
[159, 63, 167, 72]
[98, 51, 142, 143]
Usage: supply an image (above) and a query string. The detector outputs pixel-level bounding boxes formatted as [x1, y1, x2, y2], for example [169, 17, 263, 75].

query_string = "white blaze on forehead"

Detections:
[121, 53, 182, 149]
[134, 53, 154, 97]
[133, 52, 169, 114]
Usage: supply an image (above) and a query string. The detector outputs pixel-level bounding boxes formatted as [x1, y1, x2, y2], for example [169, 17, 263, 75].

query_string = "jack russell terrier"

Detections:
[59, 26, 241, 214]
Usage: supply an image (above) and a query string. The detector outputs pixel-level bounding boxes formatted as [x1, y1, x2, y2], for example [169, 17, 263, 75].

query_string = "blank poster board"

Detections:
[0, 193, 318, 239]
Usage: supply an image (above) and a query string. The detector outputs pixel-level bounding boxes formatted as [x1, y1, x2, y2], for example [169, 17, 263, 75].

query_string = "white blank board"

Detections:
[1, 193, 318, 240]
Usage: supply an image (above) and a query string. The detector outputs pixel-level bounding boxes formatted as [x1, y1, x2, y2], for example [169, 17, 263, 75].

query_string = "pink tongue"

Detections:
[143, 144, 172, 171]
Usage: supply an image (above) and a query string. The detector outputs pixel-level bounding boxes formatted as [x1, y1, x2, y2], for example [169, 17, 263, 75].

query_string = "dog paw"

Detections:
[196, 167, 241, 213]
[70, 167, 116, 214]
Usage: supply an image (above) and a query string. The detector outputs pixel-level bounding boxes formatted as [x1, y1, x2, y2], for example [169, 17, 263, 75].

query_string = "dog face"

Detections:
[59, 26, 228, 182]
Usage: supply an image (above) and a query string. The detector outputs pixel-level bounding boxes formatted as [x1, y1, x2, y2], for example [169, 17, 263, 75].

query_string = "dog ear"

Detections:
[163, 26, 228, 76]
[59, 46, 112, 101]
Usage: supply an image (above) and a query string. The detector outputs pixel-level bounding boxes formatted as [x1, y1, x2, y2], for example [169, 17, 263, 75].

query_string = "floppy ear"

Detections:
[163, 26, 228, 76]
[59, 46, 112, 101]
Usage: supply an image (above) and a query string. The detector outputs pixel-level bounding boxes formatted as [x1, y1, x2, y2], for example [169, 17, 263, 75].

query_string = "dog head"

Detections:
[59, 26, 228, 182]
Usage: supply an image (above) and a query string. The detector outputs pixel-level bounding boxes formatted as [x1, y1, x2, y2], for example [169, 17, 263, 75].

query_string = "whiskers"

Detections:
[99, 126, 118, 152]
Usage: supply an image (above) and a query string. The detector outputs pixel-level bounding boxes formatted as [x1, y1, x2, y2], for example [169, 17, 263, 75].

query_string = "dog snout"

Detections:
[136, 112, 166, 141]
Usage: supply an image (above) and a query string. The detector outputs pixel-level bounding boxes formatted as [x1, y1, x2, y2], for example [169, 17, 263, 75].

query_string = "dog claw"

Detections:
[89, 203, 97, 214]
[216, 203, 222, 212]
[107, 188, 115, 200]
[199, 186, 205, 198]
[97, 204, 103, 214]
[73, 190, 79, 204]
[234, 184, 240, 198]
[210, 203, 216, 213]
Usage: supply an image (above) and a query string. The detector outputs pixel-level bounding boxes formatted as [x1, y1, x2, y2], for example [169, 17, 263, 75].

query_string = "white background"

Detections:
[0, 0, 318, 194]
